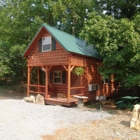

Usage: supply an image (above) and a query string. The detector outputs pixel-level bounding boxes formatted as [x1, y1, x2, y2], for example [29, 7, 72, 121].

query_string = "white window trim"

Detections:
[42, 36, 52, 52]
[103, 78, 109, 84]
[53, 71, 62, 84]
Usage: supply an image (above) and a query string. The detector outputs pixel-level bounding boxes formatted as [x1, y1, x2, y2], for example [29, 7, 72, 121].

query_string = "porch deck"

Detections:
[45, 97, 78, 106]
[28, 84, 87, 106]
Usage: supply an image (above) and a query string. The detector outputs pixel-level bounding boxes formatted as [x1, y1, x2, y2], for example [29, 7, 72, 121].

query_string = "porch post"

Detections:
[27, 66, 30, 97]
[37, 67, 39, 92]
[45, 66, 48, 99]
[67, 65, 71, 103]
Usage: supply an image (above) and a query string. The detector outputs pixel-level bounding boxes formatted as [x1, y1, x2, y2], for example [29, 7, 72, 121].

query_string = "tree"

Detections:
[0, 41, 26, 84]
[93, 0, 140, 19]
[52, 0, 95, 36]
[80, 12, 140, 87]
[0, 0, 97, 84]
[9, 44, 27, 83]
[0, 0, 56, 46]
[0, 0, 96, 44]
[0, 0, 56, 84]
[0, 42, 12, 78]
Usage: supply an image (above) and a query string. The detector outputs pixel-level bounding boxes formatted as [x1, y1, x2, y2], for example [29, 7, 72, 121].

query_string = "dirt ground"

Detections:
[41, 104, 140, 140]
[42, 108, 140, 140]
[0, 89, 25, 100]
[0, 89, 139, 140]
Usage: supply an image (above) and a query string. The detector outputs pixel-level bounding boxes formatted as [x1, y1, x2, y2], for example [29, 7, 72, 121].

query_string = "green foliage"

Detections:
[80, 12, 140, 87]
[94, 0, 140, 19]
[52, 0, 95, 36]
[0, 0, 96, 84]
[124, 74, 140, 87]
[0, 42, 27, 83]
[0, 42, 12, 77]
[9, 44, 27, 82]
[0, 0, 56, 83]
[72, 67, 85, 76]
[0, 0, 140, 89]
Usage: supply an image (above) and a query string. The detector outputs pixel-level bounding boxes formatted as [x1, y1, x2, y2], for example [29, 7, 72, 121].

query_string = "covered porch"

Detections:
[27, 64, 86, 106]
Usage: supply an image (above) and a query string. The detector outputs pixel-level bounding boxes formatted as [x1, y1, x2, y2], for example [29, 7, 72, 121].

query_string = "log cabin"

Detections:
[23, 23, 115, 106]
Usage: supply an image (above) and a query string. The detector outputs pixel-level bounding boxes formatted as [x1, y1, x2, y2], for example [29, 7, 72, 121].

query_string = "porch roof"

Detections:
[23, 23, 102, 59]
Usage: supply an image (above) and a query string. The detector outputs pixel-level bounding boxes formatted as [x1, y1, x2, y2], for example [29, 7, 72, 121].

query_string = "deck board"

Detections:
[45, 97, 77, 106]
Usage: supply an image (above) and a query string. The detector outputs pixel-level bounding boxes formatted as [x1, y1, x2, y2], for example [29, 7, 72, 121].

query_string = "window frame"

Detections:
[103, 78, 109, 84]
[42, 36, 52, 52]
[53, 71, 62, 84]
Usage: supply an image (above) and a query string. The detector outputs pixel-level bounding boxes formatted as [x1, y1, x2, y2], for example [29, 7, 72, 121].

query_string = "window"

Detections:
[39, 36, 56, 52]
[42, 36, 51, 52]
[50, 71, 66, 84]
[103, 78, 109, 84]
[53, 71, 62, 84]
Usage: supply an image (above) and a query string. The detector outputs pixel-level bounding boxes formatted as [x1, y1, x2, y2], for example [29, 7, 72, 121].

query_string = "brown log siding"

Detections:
[26, 29, 115, 101]
[27, 32, 70, 67]
[71, 54, 115, 98]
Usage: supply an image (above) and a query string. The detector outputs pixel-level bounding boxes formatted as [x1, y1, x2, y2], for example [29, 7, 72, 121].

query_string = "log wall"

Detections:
[71, 54, 115, 100]
[26, 28, 115, 101]
[48, 66, 82, 97]
[27, 31, 70, 66]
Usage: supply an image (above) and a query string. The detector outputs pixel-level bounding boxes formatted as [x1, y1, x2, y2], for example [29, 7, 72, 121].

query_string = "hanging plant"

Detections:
[72, 67, 85, 76]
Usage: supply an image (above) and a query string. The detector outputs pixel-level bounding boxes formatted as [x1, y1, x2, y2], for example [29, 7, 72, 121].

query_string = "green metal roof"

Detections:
[23, 23, 102, 59]
[43, 24, 101, 59]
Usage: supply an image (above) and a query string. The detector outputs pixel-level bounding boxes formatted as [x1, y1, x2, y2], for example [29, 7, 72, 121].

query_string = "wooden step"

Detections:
[45, 98, 77, 106]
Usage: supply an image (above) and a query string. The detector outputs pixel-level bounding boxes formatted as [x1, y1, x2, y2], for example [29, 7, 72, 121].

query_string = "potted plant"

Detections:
[72, 66, 85, 76]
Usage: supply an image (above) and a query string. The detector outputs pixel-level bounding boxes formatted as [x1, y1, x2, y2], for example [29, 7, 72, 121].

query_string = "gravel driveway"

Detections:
[0, 99, 111, 140]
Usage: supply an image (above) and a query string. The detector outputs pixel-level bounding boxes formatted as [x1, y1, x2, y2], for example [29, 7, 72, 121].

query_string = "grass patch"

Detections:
[106, 109, 115, 114]
[0, 86, 7, 90]
[85, 101, 100, 109]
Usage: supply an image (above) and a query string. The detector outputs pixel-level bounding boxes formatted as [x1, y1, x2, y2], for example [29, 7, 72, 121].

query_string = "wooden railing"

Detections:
[28, 85, 86, 99]
[70, 86, 85, 97]
[70, 86, 85, 90]
[29, 84, 45, 94]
